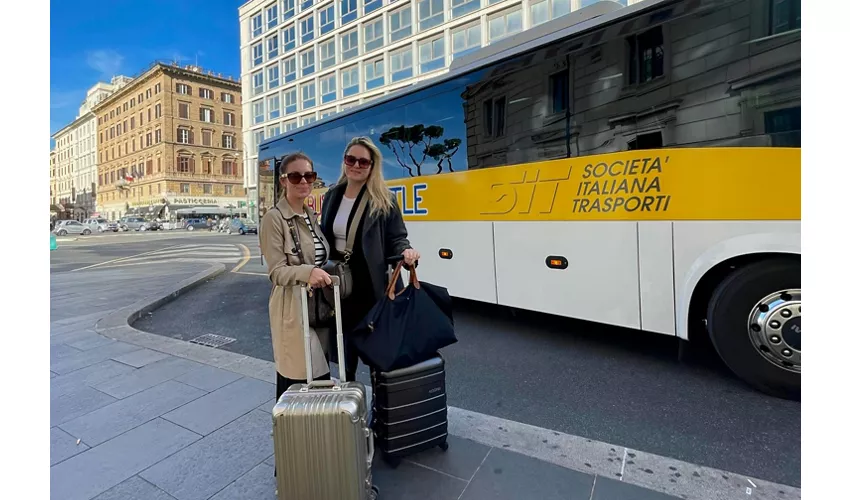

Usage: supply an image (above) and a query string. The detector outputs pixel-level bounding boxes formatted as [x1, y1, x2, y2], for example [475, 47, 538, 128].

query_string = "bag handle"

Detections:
[386, 261, 420, 300]
[299, 275, 346, 387]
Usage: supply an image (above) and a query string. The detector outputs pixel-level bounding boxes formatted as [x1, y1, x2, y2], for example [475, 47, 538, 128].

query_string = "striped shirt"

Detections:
[301, 214, 326, 265]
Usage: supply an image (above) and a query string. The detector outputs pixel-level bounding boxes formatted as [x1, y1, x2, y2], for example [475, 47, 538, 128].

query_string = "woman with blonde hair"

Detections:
[319, 136, 421, 382]
[259, 152, 334, 402]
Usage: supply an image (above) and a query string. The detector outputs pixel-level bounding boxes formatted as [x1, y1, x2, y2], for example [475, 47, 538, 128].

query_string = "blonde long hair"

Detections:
[338, 136, 393, 218]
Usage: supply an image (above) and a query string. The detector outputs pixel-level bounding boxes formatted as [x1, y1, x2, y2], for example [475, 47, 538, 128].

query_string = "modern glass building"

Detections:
[238, 0, 640, 214]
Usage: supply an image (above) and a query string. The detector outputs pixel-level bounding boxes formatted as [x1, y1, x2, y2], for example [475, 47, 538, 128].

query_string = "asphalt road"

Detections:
[49, 230, 254, 274]
[133, 254, 801, 487]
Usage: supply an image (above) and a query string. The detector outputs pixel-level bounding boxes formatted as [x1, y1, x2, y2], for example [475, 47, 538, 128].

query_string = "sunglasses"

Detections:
[344, 155, 373, 168]
[285, 171, 317, 184]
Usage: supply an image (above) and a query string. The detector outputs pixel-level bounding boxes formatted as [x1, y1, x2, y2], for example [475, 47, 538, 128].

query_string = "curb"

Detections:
[94, 262, 278, 384]
[55, 237, 78, 242]
[95, 263, 227, 332]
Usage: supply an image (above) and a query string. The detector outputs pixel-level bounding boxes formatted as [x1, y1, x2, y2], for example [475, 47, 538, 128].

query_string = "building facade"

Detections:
[50, 151, 57, 215]
[51, 76, 132, 220]
[237, 0, 642, 218]
[94, 63, 245, 221]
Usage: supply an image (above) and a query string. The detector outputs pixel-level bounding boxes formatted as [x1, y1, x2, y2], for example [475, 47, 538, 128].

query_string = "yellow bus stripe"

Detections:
[304, 147, 800, 222]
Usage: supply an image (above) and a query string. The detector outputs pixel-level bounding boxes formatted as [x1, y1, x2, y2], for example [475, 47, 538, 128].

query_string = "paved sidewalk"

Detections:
[50, 264, 790, 500]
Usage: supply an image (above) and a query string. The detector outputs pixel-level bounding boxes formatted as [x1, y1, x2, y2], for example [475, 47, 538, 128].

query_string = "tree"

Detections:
[378, 124, 462, 177]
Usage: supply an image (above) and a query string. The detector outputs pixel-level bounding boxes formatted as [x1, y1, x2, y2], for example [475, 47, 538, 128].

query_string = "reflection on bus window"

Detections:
[259, 0, 800, 184]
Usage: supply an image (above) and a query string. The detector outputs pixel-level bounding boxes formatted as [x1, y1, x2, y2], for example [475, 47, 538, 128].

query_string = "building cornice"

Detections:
[93, 62, 241, 115]
[51, 110, 97, 139]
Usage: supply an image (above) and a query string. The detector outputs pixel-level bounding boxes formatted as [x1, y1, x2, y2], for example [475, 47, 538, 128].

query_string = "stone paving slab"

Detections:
[92, 476, 177, 500]
[111, 348, 171, 368]
[140, 410, 273, 500]
[59, 380, 207, 447]
[161, 377, 273, 436]
[51, 329, 101, 346]
[407, 435, 492, 481]
[51, 343, 83, 359]
[460, 447, 596, 500]
[50, 341, 142, 374]
[50, 418, 201, 500]
[173, 364, 243, 392]
[67, 333, 118, 351]
[208, 463, 275, 500]
[92, 356, 202, 399]
[372, 458, 468, 500]
[592, 476, 682, 500]
[51, 360, 137, 399]
[51, 427, 90, 466]
[51, 386, 118, 427]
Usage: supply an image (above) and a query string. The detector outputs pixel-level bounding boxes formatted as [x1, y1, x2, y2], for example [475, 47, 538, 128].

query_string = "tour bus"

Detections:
[256, 0, 801, 399]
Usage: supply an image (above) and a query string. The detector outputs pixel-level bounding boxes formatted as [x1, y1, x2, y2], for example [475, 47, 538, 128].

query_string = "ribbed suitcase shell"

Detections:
[272, 381, 374, 500]
[371, 354, 448, 458]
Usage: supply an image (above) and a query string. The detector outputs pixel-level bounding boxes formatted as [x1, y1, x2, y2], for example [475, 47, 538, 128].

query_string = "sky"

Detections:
[50, 0, 244, 147]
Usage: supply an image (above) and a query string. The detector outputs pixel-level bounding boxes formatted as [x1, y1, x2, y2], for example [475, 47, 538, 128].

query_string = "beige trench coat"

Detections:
[259, 198, 332, 380]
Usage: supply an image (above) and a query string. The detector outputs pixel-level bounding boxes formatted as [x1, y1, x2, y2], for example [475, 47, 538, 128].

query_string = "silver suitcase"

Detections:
[272, 277, 378, 500]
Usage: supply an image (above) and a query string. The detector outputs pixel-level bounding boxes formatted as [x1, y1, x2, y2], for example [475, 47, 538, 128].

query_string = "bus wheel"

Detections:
[706, 259, 800, 400]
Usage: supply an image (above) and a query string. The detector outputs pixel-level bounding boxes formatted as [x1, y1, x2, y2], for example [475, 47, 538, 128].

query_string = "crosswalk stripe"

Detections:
[92, 244, 244, 269]
[127, 250, 243, 260]
[102, 257, 245, 268]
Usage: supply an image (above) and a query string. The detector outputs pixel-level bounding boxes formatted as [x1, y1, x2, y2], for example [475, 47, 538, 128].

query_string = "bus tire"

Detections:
[706, 258, 800, 400]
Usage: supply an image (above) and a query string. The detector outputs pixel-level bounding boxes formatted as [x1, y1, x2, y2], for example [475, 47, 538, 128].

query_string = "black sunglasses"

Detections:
[285, 171, 317, 184]
[344, 155, 373, 168]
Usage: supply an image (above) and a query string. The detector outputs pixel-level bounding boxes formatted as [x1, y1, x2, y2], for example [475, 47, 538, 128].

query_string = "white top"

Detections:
[333, 195, 357, 254]
[301, 214, 326, 265]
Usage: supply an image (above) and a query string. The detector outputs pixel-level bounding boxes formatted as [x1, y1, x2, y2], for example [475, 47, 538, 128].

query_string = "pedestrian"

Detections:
[259, 152, 334, 403]
[319, 136, 421, 383]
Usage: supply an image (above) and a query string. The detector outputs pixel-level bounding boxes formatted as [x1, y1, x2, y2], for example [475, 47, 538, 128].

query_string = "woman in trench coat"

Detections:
[259, 152, 334, 401]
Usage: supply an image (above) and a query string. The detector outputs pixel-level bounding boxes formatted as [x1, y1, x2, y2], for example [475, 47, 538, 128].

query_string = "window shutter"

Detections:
[189, 130, 194, 144]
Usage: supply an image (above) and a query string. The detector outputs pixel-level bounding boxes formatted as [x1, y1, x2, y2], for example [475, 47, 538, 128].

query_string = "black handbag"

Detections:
[277, 208, 334, 328]
[351, 263, 457, 372]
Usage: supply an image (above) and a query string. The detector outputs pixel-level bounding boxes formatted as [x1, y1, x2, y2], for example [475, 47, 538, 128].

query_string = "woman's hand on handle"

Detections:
[308, 267, 333, 288]
[402, 248, 421, 267]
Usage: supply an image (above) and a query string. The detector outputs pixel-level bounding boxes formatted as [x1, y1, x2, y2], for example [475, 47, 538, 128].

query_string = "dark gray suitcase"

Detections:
[370, 353, 449, 468]
[272, 278, 379, 500]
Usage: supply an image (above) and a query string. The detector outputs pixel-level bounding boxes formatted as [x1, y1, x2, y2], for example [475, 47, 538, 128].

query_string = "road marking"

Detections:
[232, 271, 267, 277]
[96, 257, 244, 268]
[231, 244, 251, 273]
[620, 448, 628, 480]
[69, 244, 182, 272]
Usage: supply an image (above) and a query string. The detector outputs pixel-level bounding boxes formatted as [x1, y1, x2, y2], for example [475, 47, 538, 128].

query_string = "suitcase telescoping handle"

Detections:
[299, 275, 347, 390]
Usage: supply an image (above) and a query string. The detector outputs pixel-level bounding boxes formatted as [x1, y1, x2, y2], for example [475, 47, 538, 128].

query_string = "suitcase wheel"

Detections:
[438, 440, 449, 452]
[370, 484, 380, 500]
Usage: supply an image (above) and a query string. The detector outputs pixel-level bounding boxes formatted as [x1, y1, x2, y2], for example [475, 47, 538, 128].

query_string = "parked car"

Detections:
[118, 216, 158, 231]
[229, 219, 258, 235]
[83, 217, 118, 233]
[53, 220, 91, 236]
